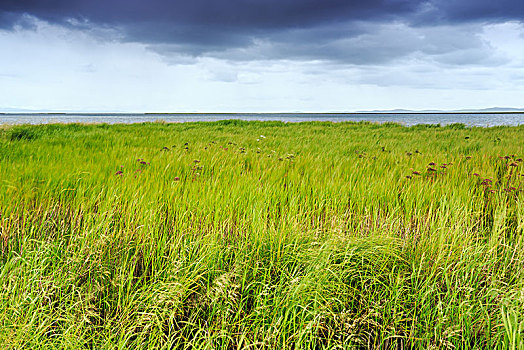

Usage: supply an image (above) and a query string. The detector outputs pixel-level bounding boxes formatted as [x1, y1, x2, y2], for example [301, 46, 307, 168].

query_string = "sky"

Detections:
[1, 0, 524, 112]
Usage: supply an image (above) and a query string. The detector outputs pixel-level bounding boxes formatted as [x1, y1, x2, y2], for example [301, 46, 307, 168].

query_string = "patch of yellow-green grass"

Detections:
[0, 121, 523, 349]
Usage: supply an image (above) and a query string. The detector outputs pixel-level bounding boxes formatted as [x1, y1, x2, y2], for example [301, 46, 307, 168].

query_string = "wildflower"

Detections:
[509, 162, 518, 167]
[412, 171, 421, 175]
[115, 170, 123, 176]
[140, 161, 147, 165]
[406, 175, 412, 179]
[429, 162, 436, 166]
[427, 168, 436, 172]
[472, 173, 480, 176]
[516, 158, 523, 162]
[440, 165, 447, 169]
[174, 177, 180, 181]
[465, 156, 472, 160]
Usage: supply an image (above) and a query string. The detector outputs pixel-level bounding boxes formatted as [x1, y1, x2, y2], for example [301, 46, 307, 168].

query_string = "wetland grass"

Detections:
[0, 121, 523, 349]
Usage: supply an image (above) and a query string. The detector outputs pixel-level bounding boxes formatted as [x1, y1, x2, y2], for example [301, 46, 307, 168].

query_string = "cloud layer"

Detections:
[1, 0, 523, 62]
[1, 1, 524, 112]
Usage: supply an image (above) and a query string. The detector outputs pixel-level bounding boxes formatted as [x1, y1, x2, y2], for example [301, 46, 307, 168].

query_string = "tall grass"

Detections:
[0, 121, 523, 349]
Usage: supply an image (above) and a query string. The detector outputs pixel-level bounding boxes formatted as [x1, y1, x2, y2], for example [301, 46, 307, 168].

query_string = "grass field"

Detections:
[0, 121, 523, 349]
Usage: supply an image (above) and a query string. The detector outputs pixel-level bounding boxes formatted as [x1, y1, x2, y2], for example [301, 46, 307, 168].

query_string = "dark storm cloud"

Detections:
[1, 0, 523, 64]
[426, 0, 524, 22]
[0, 0, 417, 30]
[0, 0, 420, 57]
[3, 0, 524, 32]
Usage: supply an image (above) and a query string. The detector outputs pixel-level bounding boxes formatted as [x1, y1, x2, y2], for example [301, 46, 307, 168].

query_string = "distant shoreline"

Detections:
[1, 111, 524, 116]
[1, 112, 523, 127]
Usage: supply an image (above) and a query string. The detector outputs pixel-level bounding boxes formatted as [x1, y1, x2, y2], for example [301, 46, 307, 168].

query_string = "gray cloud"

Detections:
[0, 1, 417, 29]
[150, 22, 501, 68]
[1, 0, 523, 66]
[426, 0, 524, 22]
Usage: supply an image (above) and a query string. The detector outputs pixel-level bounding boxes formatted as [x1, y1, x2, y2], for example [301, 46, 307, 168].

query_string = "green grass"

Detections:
[0, 121, 523, 349]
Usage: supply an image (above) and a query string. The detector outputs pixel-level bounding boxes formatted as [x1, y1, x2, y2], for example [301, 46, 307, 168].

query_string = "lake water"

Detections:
[1, 113, 524, 127]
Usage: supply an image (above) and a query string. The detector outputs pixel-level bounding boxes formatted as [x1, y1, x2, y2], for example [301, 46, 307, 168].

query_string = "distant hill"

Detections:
[357, 107, 524, 113]
[2, 107, 524, 114]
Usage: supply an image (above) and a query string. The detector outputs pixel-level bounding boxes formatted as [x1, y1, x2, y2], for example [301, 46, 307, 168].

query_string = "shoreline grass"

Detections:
[0, 121, 523, 349]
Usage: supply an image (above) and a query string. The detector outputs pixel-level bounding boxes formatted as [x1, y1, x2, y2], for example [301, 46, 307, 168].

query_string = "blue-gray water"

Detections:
[1, 113, 523, 127]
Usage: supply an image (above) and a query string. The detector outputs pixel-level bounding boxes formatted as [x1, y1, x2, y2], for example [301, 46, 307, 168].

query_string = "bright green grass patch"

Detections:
[0, 121, 523, 349]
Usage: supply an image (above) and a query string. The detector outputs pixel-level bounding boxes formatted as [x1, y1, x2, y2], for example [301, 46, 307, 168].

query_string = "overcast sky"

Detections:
[1, 0, 524, 112]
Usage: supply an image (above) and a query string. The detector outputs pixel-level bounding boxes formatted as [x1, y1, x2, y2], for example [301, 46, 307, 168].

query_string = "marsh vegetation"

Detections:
[0, 121, 523, 349]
